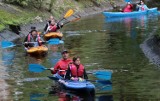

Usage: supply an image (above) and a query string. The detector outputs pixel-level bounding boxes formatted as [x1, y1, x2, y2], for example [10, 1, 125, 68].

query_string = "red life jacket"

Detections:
[141, 6, 145, 11]
[27, 33, 42, 46]
[49, 24, 57, 32]
[70, 64, 85, 78]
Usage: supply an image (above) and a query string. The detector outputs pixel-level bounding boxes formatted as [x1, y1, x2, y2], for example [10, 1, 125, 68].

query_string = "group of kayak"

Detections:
[23, 15, 64, 56]
[122, 0, 148, 12]
[22, 10, 102, 96]
[103, 0, 159, 18]
[23, 10, 112, 98]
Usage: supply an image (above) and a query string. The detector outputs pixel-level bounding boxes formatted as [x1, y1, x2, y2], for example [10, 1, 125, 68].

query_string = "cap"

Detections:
[61, 50, 68, 54]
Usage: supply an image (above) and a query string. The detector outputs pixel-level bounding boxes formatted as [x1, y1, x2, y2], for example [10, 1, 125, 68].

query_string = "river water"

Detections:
[1, 9, 160, 101]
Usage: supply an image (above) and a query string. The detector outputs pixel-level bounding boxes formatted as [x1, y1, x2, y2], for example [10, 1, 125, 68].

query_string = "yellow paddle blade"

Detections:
[64, 9, 74, 18]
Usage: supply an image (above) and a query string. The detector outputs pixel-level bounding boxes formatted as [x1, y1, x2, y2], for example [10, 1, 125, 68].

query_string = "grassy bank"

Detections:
[0, 0, 123, 31]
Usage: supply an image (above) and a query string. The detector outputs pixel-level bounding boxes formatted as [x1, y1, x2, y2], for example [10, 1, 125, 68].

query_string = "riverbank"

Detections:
[0, 0, 141, 40]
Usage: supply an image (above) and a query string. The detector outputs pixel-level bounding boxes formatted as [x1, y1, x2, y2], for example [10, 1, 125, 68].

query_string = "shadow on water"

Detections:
[48, 44, 62, 66]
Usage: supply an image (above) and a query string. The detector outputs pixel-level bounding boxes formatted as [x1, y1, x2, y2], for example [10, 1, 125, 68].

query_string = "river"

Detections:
[1, 8, 160, 101]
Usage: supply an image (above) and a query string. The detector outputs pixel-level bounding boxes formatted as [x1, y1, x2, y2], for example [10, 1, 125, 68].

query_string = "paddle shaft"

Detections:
[57, 9, 74, 24]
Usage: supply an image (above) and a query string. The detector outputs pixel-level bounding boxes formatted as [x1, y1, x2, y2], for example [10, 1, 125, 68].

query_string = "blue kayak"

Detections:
[61, 80, 95, 90]
[103, 7, 158, 18]
[48, 75, 95, 95]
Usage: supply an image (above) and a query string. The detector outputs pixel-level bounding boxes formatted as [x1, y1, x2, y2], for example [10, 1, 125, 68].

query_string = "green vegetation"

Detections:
[0, 0, 122, 31]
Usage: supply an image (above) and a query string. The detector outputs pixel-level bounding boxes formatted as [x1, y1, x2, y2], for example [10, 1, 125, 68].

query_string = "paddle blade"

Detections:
[59, 40, 64, 44]
[47, 38, 60, 45]
[29, 64, 47, 73]
[96, 75, 111, 80]
[1, 41, 16, 49]
[94, 71, 112, 80]
[125, 0, 131, 2]
[64, 9, 74, 18]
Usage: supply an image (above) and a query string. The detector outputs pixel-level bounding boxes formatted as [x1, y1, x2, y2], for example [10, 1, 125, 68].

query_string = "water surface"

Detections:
[1, 10, 160, 101]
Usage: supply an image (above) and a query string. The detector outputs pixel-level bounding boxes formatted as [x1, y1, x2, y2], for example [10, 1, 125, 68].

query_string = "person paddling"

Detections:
[43, 17, 63, 34]
[50, 50, 72, 78]
[136, 0, 149, 11]
[24, 27, 44, 50]
[65, 56, 88, 81]
[123, 2, 133, 12]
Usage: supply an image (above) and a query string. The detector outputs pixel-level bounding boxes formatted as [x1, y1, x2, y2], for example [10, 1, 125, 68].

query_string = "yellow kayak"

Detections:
[44, 32, 63, 40]
[27, 45, 48, 56]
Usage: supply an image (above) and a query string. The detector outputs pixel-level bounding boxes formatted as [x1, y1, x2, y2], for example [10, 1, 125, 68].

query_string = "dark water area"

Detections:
[1, 5, 160, 101]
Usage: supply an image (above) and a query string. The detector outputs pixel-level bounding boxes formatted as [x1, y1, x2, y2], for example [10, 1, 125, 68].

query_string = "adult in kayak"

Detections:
[50, 50, 72, 78]
[65, 56, 88, 81]
[137, 0, 149, 11]
[24, 28, 44, 50]
[122, 2, 133, 12]
[43, 17, 63, 34]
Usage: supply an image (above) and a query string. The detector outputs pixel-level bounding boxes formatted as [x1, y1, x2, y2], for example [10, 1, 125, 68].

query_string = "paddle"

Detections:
[47, 75, 111, 85]
[28, 64, 112, 80]
[1, 38, 61, 49]
[124, 0, 131, 2]
[1, 41, 16, 49]
[87, 70, 112, 80]
[57, 9, 74, 24]
[63, 15, 81, 25]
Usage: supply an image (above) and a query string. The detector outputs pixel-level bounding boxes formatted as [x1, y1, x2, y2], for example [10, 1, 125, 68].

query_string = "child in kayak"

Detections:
[137, 0, 149, 11]
[24, 27, 44, 50]
[65, 56, 88, 81]
[123, 2, 133, 12]
[43, 17, 63, 34]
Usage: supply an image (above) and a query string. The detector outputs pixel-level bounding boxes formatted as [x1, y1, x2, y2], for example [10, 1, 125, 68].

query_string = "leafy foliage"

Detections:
[3, 0, 29, 6]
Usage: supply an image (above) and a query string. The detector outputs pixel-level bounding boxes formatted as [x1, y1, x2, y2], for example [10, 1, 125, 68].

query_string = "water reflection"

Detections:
[30, 93, 45, 101]
[1, 48, 15, 66]
[104, 14, 158, 39]
[97, 95, 113, 101]
[49, 90, 95, 101]
[48, 45, 62, 66]
[95, 80, 112, 91]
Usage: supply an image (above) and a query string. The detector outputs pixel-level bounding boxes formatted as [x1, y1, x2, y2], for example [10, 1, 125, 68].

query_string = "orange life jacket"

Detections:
[69, 64, 85, 78]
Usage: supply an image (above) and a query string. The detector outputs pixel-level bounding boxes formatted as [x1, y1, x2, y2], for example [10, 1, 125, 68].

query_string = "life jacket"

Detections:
[123, 4, 133, 12]
[69, 64, 85, 78]
[141, 5, 145, 11]
[27, 33, 42, 46]
[48, 24, 58, 32]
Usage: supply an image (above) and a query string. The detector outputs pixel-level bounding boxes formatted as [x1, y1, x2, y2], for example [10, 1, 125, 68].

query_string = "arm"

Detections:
[65, 66, 71, 80]
[24, 35, 28, 42]
[43, 22, 50, 34]
[83, 69, 88, 80]
[57, 23, 63, 29]
[51, 62, 59, 74]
